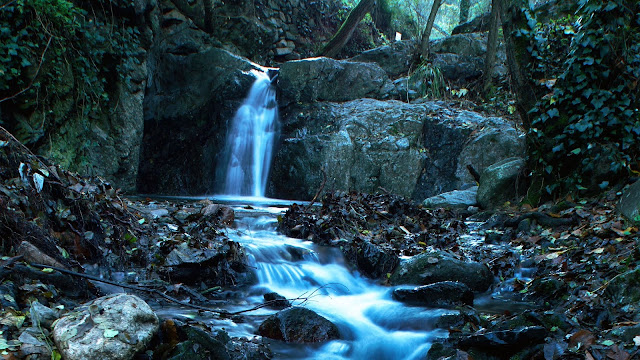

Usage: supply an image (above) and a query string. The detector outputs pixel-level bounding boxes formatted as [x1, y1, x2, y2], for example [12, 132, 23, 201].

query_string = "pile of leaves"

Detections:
[278, 190, 466, 257]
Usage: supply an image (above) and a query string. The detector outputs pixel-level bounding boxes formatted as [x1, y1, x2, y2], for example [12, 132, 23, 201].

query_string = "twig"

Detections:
[466, 164, 481, 183]
[0, 36, 52, 103]
[305, 167, 327, 211]
[0, 0, 17, 10]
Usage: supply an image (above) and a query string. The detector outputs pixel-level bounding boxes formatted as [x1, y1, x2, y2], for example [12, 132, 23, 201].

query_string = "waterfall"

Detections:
[221, 69, 279, 197]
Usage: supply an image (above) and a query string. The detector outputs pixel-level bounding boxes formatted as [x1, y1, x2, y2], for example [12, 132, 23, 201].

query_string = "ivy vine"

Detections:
[524, 0, 640, 197]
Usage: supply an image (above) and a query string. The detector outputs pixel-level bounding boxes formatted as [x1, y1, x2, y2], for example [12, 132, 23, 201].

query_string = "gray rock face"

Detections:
[278, 57, 395, 105]
[618, 181, 640, 224]
[423, 187, 478, 209]
[392, 281, 474, 307]
[271, 99, 524, 201]
[477, 157, 526, 209]
[270, 99, 429, 199]
[605, 267, 640, 306]
[258, 307, 340, 343]
[431, 33, 488, 58]
[350, 40, 417, 77]
[53, 294, 159, 360]
[389, 251, 493, 292]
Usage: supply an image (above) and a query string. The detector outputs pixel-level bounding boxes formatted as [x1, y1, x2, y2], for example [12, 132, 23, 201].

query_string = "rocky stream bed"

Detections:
[1, 128, 640, 359]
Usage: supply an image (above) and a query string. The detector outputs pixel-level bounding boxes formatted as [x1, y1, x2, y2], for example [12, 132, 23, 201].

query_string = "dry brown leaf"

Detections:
[569, 329, 595, 350]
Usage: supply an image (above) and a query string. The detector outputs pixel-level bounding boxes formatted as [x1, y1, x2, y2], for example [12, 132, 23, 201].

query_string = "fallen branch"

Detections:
[28, 263, 321, 317]
[466, 164, 481, 183]
[305, 167, 327, 211]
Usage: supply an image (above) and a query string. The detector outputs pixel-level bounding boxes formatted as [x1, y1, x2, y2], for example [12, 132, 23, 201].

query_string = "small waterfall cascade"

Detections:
[221, 69, 279, 197]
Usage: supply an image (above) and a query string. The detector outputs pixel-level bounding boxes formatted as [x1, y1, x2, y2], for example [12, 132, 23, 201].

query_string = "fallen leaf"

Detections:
[569, 329, 595, 350]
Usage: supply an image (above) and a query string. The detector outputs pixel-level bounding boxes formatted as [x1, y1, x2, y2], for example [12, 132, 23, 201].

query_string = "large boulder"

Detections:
[52, 294, 158, 360]
[342, 239, 399, 279]
[389, 251, 493, 292]
[278, 57, 395, 104]
[477, 157, 526, 209]
[258, 307, 341, 343]
[423, 187, 478, 209]
[350, 40, 417, 77]
[392, 281, 474, 307]
[271, 99, 524, 201]
[618, 181, 640, 224]
[270, 99, 431, 199]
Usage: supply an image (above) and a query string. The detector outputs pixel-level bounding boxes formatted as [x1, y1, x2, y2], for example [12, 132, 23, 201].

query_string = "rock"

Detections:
[456, 126, 526, 188]
[605, 267, 640, 306]
[19, 327, 51, 360]
[423, 187, 478, 209]
[452, 13, 491, 35]
[16, 241, 66, 269]
[343, 239, 399, 279]
[53, 294, 158, 360]
[29, 301, 58, 329]
[458, 326, 547, 354]
[431, 33, 488, 58]
[392, 281, 474, 307]
[350, 40, 416, 77]
[278, 57, 395, 104]
[389, 251, 493, 292]
[271, 99, 428, 199]
[258, 307, 340, 343]
[618, 180, 640, 224]
[431, 53, 484, 82]
[272, 99, 522, 201]
[167, 326, 231, 360]
[263, 292, 291, 310]
[477, 157, 525, 209]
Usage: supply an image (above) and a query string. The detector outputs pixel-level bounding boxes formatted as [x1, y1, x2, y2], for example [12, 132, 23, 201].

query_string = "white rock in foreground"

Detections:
[53, 293, 158, 360]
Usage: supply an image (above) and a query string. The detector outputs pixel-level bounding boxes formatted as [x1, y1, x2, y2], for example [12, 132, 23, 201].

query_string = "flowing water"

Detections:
[220, 70, 279, 197]
[184, 198, 453, 359]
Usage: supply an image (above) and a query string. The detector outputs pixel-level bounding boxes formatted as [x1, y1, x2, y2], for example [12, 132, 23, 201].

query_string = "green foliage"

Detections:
[410, 61, 445, 98]
[525, 0, 640, 196]
[0, 0, 141, 144]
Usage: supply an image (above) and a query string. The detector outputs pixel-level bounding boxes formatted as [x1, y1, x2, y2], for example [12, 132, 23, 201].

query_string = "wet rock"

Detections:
[258, 307, 340, 343]
[343, 239, 399, 279]
[392, 281, 474, 308]
[458, 326, 547, 354]
[389, 251, 493, 292]
[605, 267, 640, 306]
[477, 157, 525, 209]
[278, 57, 395, 104]
[618, 180, 640, 224]
[423, 187, 478, 209]
[53, 293, 158, 360]
[349, 40, 416, 77]
[167, 326, 231, 360]
[263, 292, 291, 310]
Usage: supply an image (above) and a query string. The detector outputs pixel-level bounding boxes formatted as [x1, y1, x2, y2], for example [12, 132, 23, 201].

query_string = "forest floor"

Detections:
[1, 125, 639, 359]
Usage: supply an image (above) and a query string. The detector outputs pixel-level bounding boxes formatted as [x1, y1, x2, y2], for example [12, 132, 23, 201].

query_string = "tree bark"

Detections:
[459, 0, 470, 24]
[482, 0, 500, 96]
[417, 0, 443, 61]
[319, 0, 377, 58]
[203, 0, 214, 33]
[500, 0, 537, 129]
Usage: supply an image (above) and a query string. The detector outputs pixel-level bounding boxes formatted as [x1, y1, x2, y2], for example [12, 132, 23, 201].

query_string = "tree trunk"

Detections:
[482, 0, 500, 96]
[417, 0, 443, 61]
[319, 0, 377, 58]
[203, 0, 214, 33]
[459, 0, 470, 24]
[500, 0, 537, 129]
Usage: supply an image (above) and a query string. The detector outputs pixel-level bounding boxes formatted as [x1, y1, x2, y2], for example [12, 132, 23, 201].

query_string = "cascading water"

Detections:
[220, 69, 279, 197]
[215, 204, 451, 360]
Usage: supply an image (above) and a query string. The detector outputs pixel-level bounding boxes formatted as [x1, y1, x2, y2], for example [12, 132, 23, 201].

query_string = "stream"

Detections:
[158, 196, 455, 360]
